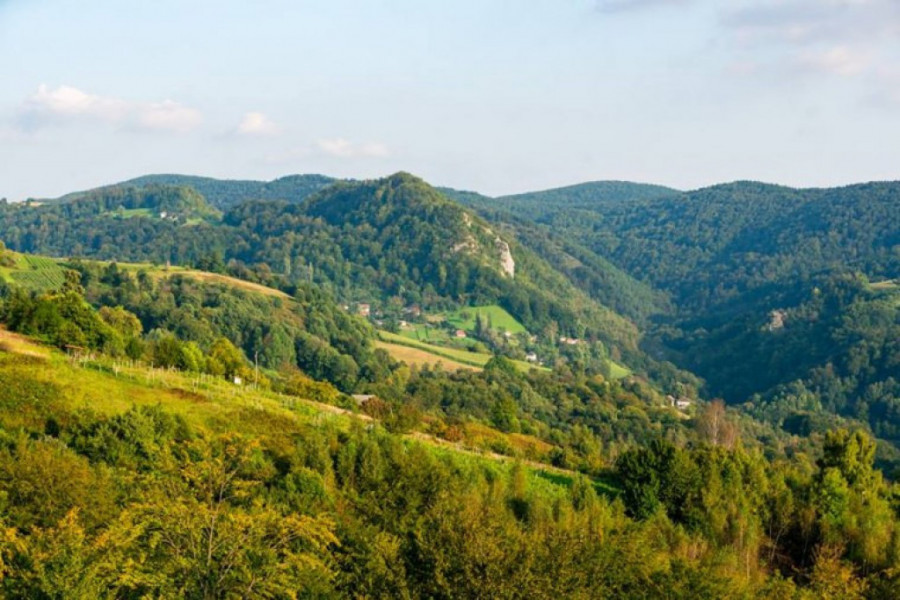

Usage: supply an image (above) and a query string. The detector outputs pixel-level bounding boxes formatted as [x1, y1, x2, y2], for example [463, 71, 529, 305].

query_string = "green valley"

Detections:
[2, 172, 900, 597]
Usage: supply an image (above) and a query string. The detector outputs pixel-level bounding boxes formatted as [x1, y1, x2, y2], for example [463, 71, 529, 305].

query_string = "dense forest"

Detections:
[1, 170, 900, 595]
[1, 173, 645, 364]
[449, 180, 900, 457]
[2, 264, 900, 597]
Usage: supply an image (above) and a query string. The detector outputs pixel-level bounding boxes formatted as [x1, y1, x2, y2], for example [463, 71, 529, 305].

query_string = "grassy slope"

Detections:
[378, 330, 543, 373]
[1, 252, 620, 380]
[0, 327, 615, 495]
[445, 304, 527, 334]
[0, 253, 67, 291]
[374, 340, 480, 371]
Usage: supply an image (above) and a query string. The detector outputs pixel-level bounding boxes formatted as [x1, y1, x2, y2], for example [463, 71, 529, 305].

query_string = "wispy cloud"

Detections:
[597, 0, 690, 13]
[18, 84, 202, 133]
[236, 111, 279, 136]
[720, 1, 900, 102]
[316, 138, 390, 159]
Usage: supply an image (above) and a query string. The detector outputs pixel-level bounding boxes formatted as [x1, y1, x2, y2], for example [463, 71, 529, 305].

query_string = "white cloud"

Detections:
[236, 111, 279, 136]
[25, 84, 128, 121]
[316, 138, 390, 159]
[18, 84, 202, 133]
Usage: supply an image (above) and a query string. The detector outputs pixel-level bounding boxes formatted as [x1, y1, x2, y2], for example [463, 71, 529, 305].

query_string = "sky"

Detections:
[1, 0, 899, 200]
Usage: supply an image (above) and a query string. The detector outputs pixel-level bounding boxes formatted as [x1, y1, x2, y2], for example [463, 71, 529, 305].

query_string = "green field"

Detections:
[115, 207, 154, 219]
[0, 253, 67, 291]
[379, 330, 543, 373]
[446, 304, 527, 334]
[397, 324, 452, 343]
[607, 360, 631, 380]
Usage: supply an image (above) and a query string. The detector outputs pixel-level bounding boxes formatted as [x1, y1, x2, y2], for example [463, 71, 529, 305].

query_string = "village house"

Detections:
[667, 395, 692, 410]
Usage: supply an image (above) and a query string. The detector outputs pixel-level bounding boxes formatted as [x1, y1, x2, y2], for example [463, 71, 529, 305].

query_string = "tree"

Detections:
[696, 400, 738, 449]
[136, 436, 338, 598]
[208, 337, 246, 379]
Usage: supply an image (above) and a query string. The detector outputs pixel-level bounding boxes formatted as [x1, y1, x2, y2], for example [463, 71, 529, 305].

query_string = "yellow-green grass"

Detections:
[375, 340, 480, 371]
[608, 360, 631, 380]
[0, 332, 607, 495]
[379, 330, 543, 373]
[72, 258, 292, 300]
[446, 304, 527, 334]
[397, 324, 452, 343]
[112, 208, 154, 219]
[0, 252, 67, 291]
[0, 346, 352, 442]
[0, 327, 52, 359]
[380, 331, 493, 367]
[870, 279, 898, 291]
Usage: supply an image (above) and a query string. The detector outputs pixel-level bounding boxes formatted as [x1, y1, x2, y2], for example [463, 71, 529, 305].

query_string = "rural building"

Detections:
[358, 303, 371, 317]
[455, 329, 467, 338]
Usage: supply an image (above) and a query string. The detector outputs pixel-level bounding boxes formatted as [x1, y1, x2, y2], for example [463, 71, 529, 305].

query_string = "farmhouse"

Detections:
[667, 395, 692, 410]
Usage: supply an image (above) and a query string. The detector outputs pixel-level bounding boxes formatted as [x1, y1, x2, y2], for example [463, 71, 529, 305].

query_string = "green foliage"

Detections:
[0, 173, 645, 367]
[0, 322, 891, 596]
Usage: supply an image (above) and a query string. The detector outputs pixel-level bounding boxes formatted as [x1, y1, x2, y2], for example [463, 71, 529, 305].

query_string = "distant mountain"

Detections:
[57, 173, 339, 210]
[447, 180, 680, 221]
[456, 178, 900, 446]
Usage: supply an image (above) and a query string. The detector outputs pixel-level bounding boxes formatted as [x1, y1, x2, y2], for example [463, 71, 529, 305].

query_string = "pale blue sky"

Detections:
[2, 0, 899, 200]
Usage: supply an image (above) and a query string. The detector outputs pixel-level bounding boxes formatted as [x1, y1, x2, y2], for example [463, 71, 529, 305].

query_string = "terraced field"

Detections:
[0, 253, 67, 291]
[378, 330, 542, 373]
[374, 339, 480, 371]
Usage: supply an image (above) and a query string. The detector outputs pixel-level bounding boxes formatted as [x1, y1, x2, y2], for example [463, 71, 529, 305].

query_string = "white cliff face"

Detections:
[457, 210, 514, 277]
[497, 238, 515, 278]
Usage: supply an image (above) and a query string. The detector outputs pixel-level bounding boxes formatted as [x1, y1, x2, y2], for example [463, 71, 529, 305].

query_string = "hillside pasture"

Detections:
[375, 340, 480, 371]
[0, 252, 68, 291]
[379, 331, 542, 373]
[446, 304, 527, 334]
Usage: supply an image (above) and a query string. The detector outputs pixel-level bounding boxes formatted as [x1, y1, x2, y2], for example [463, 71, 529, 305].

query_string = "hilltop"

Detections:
[0, 172, 651, 378]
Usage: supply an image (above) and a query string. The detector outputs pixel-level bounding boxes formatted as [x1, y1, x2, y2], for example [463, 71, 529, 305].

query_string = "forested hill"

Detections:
[0, 172, 646, 364]
[457, 178, 900, 452]
[54, 174, 337, 210]
[469, 180, 900, 317]
[443, 183, 676, 324]
[447, 180, 680, 221]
